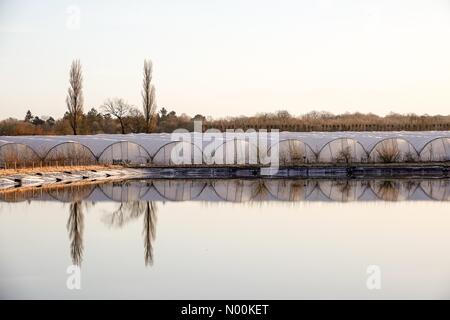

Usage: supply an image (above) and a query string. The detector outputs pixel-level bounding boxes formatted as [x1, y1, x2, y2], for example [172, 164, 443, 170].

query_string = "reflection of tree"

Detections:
[251, 180, 270, 200]
[101, 200, 158, 266]
[336, 180, 352, 199]
[374, 180, 399, 201]
[102, 201, 146, 228]
[67, 201, 84, 266]
[143, 202, 157, 266]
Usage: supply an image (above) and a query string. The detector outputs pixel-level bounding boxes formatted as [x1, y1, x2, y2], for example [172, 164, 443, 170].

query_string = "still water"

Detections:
[1, 178, 450, 299]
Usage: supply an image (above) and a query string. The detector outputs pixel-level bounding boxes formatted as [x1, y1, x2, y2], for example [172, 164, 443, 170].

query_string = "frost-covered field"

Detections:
[1, 131, 450, 165]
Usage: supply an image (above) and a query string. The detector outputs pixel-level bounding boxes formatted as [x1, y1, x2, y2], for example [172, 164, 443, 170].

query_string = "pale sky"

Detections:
[0, 0, 450, 120]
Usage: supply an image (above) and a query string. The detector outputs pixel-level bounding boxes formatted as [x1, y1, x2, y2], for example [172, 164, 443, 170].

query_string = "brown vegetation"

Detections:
[0, 164, 120, 177]
[2, 109, 450, 137]
[204, 111, 450, 132]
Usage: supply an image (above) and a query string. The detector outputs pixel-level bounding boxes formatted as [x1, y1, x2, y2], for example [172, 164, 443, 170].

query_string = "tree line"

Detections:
[1, 59, 450, 135]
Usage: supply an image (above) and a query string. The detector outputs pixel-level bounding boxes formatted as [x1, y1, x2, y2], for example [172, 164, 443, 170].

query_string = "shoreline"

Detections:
[0, 163, 449, 192]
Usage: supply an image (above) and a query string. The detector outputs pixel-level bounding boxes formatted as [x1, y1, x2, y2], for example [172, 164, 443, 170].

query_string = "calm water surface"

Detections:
[1, 179, 450, 299]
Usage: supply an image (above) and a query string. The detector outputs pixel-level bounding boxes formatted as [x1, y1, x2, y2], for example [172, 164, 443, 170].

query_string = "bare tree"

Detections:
[101, 98, 132, 134]
[141, 59, 157, 133]
[66, 60, 84, 135]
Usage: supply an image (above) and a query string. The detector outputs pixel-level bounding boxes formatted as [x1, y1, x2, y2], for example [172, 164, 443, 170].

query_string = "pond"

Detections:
[1, 178, 450, 299]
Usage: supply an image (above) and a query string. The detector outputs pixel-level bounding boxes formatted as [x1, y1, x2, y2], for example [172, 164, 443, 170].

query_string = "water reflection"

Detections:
[3, 178, 450, 299]
[67, 202, 84, 266]
[1, 178, 448, 267]
[2, 178, 450, 203]
[101, 200, 158, 267]
[143, 202, 157, 266]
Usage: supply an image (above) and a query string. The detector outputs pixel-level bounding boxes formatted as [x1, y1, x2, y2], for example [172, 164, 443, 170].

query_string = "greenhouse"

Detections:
[369, 138, 419, 163]
[270, 139, 316, 165]
[419, 137, 450, 162]
[317, 138, 366, 163]
[0, 131, 450, 168]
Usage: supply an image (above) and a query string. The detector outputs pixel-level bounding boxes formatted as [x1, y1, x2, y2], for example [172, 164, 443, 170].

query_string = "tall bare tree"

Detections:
[141, 59, 156, 133]
[66, 60, 84, 135]
[101, 98, 132, 134]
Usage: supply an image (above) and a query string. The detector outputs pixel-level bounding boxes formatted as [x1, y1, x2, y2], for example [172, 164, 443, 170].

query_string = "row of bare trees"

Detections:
[65, 59, 157, 135]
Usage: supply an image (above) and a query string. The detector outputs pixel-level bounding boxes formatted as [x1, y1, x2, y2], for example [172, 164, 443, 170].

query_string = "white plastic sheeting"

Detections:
[152, 141, 203, 165]
[210, 139, 259, 165]
[0, 142, 40, 164]
[98, 141, 150, 164]
[0, 131, 450, 165]
[318, 138, 367, 163]
[45, 142, 97, 164]
[271, 139, 316, 164]
[420, 137, 450, 162]
[369, 138, 418, 163]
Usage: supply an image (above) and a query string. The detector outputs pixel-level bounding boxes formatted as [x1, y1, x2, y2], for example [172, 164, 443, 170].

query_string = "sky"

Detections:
[0, 0, 450, 120]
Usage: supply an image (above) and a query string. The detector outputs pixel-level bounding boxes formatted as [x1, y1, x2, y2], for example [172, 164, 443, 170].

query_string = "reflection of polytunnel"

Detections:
[212, 180, 262, 202]
[212, 139, 259, 165]
[45, 142, 96, 165]
[318, 180, 366, 201]
[372, 180, 418, 201]
[420, 138, 450, 162]
[3, 179, 450, 202]
[420, 180, 450, 201]
[0, 188, 42, 202]
[153, 180, 206, 201]
[98, 141, 150, 164]
[269, 140, 316, 165]
[152, 141, 203, 165]
[265, 179, 314, 201]
[318, 138, 366, 163]
[100, 181, 151, 201]
[369, 138, 418, 163]
[48, 184, 96, 202]
[0, 143, 41, 164]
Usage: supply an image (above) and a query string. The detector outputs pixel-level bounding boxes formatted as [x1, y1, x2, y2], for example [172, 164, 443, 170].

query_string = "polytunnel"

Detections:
[1, 131, 450, 167]
[318, 138, 366, 163]
[98, 141, 150, 165]
[268, 139, 316, 165]
[369, 138, 418, 163]
[152, 141, 203, 165]
[211, 139, 259, 165]
[419, 137, 450, 162]
[45, 142, 97, 165]
[0, 142, 41, 167]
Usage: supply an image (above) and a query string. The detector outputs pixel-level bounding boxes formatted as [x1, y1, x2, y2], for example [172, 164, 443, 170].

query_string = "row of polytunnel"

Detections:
[1, 132, 450, 166]
[1, 179, 449, 202]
